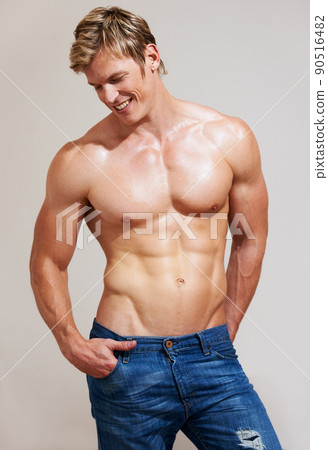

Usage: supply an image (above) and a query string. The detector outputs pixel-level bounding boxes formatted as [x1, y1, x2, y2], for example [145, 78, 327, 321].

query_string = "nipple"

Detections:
[211, 204, 218, 211]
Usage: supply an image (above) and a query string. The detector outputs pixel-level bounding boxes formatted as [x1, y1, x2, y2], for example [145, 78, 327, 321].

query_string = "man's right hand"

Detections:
[62, 337, 137, 378]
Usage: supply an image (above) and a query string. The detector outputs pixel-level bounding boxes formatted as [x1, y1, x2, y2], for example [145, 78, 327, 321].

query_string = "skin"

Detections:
[29, 44, 268, 379]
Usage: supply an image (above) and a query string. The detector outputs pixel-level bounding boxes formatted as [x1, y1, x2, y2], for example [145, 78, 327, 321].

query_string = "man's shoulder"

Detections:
[52, 115, 112, 164]
[178, 99, 225, 121]
[76, 115, 113, 150]
[182, 102, 260, 177]
[178, 100, 250, 139]
[47, 119, 110, 190]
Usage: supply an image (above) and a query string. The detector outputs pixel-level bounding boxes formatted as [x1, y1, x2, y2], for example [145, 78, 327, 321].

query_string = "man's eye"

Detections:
[110, 77, 123, 84]
[92, 76, 124, 90]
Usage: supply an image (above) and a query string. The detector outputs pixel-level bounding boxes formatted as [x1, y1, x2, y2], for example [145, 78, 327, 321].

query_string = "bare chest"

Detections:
[87, 135, 233, 225]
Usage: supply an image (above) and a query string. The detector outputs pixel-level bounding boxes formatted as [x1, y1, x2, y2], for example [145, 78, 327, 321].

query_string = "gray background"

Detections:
[0, 0, 309, 448]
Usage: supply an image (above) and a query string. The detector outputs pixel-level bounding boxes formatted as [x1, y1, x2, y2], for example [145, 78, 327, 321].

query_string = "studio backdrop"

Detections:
[0, 1, 309, 449]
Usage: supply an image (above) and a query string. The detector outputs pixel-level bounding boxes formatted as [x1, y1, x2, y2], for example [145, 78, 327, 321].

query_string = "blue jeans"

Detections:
[86, 318, 282, 449]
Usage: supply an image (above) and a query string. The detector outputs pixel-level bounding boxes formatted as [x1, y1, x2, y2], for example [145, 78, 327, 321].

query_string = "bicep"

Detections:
[228, 173, 268, 243]
[226, 119, 268, 241]
[30, 144, 90, 272]
[31, 200, 87, 272]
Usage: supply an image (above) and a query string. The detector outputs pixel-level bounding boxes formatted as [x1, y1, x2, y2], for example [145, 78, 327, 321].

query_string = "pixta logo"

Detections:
[121, 212, 255, 240]
[56, 202, 101, 249]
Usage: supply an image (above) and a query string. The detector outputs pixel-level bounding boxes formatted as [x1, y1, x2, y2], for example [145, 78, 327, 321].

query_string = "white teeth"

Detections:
[114, 99, 131, 111]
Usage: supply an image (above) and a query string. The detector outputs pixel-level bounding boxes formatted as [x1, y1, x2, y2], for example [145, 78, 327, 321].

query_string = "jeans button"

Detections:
[166, 340, 173, 348]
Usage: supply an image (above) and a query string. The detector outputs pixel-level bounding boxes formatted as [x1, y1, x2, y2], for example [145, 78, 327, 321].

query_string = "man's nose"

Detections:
[102, 85, 119, 105]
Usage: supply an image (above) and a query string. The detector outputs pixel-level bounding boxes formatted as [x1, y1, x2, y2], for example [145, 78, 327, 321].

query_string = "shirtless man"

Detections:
[29, 6, 282, 450]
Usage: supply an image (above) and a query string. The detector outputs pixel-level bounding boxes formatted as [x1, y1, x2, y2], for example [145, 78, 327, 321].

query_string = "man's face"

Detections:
[84, 47, 154, 125]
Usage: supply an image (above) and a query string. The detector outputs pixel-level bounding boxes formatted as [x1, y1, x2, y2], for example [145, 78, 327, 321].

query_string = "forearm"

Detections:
[29, 259, 136, 377]
[30, 260, 85, 356]
[225, 237, 266, 339]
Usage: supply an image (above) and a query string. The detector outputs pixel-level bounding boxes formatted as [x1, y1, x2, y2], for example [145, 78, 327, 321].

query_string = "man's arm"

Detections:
[29, 142, 136, 377]
[224, 118, 269, 341]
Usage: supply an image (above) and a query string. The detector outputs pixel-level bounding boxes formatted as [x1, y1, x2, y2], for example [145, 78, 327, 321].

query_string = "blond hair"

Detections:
[69, 6, 167, 76]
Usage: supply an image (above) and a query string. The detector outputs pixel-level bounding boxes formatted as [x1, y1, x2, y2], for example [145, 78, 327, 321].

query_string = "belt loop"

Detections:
[196, 331, 210, 356]
[123, 337, 133, 364]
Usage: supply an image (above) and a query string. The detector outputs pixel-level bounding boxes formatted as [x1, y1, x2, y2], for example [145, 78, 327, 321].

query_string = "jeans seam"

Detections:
[185, 421, 209, 450]
[181, 357, 196, 413]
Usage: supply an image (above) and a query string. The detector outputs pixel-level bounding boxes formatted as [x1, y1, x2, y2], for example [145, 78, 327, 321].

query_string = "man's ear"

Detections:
[144, 43, 160, 71]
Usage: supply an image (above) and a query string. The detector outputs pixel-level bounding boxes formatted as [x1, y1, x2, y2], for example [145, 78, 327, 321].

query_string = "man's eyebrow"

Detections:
[88, 71, 127, 86]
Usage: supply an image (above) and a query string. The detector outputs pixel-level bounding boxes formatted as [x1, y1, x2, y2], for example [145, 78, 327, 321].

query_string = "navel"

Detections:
[176, 277, 185, 284]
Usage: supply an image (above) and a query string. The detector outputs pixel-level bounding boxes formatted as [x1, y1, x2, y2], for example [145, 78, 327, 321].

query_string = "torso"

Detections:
[75, 100, 237, 336]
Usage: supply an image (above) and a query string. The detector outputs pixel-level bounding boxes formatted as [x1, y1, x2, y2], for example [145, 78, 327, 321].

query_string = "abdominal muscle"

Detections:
[95, 230, 228, 336]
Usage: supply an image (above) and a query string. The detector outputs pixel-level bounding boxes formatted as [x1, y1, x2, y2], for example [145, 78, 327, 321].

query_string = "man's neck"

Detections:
[113, 77, 179, 144]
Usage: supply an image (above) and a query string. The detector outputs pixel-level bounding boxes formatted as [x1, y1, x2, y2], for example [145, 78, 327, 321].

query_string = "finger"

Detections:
[105, 339, 137, 351]
[104, 358, 118, 372]
[94, 368, 112, 378]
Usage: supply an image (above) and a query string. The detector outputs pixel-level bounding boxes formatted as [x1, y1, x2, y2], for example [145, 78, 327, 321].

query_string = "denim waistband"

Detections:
[89, 318, 231, 354]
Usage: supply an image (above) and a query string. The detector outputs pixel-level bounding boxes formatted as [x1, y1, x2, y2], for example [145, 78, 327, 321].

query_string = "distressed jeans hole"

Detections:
[236, 428, 266, 449]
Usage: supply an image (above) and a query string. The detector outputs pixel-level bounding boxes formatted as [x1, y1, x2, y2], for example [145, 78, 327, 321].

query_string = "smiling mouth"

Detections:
[114, 98, 132, 111]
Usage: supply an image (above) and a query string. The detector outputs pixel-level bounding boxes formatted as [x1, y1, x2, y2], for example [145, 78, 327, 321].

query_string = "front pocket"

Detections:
[88, 332, 123, 380]
[97, 351, 122, 380]
[209, 339, 238, 360]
